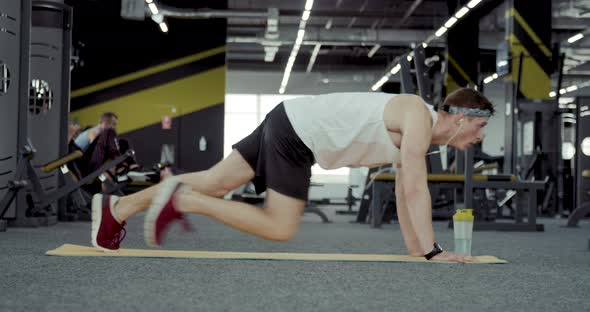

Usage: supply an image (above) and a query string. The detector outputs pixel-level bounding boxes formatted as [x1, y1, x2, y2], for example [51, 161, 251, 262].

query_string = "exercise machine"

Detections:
[0, 140, 134, 230]
[0, 0, 32, 232]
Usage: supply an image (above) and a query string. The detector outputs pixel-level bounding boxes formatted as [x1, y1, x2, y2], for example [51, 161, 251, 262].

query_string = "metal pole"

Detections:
[399, 55, 415, 94]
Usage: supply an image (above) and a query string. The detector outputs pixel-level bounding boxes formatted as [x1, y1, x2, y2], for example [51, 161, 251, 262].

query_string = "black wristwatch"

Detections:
[424, 243, 443, 260]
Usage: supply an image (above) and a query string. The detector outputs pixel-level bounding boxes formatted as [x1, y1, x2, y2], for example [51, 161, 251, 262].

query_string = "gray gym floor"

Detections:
[1, 206, 589, 312]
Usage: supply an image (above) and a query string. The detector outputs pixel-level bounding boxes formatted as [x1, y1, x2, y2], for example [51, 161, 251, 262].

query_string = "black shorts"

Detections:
[232, 103, 315, 201]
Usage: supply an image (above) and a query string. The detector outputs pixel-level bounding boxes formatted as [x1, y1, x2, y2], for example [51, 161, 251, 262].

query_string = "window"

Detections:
[224, 94, 258, 159]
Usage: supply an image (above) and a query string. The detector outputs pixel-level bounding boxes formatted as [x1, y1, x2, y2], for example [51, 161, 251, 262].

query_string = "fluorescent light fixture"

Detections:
[566, 85, 578, 92]
[444, 17, 458, 28]
[302, 10, 310, 21]
[407, 54, 413, 62]
[151, 13, 164, 24]
[568, 33, 584, 43]
[435, 26, 448, 37]
[422, 42, 428, 48]
[279, 1, 313, 93]
[159, 22, 168, 33]
[299, 19, 307, 29]
[148, 3, 158, 14]
[367, 44, 381, 58]
[549, 91, 556, 97]
[455, 7, 469, 18]
[483, 76, 494, 84]
[146, 0, 153, 3]
[492, 73, 499, 79]
[497, 60, 508, 67]
[559, 88, 566, 95]
[390, 64, 401, 74]
[297, 29, 305, 39]
[296, 29, 305, 45]
[467, 0, 482, 9]
[371, 76, 389, 91]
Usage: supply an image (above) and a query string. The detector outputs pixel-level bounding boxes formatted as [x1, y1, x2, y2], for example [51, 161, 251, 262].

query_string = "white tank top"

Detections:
[283, 92, 438, 169]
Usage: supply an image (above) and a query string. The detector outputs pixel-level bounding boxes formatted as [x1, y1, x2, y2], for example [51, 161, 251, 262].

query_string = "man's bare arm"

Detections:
[398, 97, 435, 254]
[394, 168, 423, 256]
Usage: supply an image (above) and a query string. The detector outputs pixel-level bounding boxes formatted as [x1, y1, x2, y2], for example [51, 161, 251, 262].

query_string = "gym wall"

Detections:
[68, 1, 227, 172]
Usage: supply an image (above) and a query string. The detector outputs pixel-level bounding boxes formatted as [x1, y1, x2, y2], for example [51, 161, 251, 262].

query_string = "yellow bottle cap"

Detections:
[452, 209, 475, 222]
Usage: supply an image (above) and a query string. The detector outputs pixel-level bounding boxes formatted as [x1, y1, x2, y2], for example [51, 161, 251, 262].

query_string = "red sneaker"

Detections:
[144, 177, 192, 247]
[91, 194, 126, 252]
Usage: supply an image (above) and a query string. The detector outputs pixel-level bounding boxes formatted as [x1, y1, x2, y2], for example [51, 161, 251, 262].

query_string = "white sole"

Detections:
[144, 177, 181, 247]
[91, 194, 120, 253]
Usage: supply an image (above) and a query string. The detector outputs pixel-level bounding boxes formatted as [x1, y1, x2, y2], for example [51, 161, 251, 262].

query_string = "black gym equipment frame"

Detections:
[0, 140, 135, 228]
[566, 97, 590, 228]
[365, 45, 547, 231]
[0, 0, 32, 232]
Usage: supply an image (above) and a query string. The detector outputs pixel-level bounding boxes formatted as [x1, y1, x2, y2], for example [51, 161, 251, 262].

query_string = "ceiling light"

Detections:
[568, 33, 584, 43]
[435, 26, 448, 37]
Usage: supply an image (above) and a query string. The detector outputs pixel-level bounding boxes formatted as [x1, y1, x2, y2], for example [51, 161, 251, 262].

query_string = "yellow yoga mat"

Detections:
[46, 244, 507, 264]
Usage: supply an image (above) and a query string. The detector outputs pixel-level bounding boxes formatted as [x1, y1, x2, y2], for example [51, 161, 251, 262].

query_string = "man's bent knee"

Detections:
[266, 225, 298, 242]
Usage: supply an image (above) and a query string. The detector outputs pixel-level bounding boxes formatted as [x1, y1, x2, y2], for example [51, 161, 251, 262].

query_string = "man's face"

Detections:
[450, 116, 488, 150]
[100, 117, 117, 130]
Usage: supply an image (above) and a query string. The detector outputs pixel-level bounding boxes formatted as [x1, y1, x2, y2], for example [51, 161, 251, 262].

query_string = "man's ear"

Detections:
[454, 112, 465, 125]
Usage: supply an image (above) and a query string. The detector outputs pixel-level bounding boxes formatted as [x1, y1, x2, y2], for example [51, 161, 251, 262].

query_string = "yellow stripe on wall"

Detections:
[508, 35, 550, 99]
[446, 76, 461, 94]
[508, 9, 552, 58]
[71, 46, 226, 98]
[70, 66, 226, 134]
[447, 54, 474, 85]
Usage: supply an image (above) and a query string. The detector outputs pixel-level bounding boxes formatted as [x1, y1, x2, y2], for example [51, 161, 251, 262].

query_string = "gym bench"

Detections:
[369, 173, 546, 231]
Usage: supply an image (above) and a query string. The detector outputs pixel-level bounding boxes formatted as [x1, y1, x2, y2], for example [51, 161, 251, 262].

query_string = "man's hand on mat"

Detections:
[431, 251, 479, 263]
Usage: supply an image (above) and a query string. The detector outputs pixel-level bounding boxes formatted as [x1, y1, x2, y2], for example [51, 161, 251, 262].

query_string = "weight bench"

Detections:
[369, 173, 546, 231]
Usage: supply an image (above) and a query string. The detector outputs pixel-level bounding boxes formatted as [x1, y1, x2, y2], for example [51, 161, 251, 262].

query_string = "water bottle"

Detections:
[453, 209, 474, 256]
[199, 136, 207, 152]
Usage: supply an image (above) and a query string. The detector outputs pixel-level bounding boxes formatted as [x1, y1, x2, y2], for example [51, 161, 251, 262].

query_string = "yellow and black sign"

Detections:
[507, 0, 553, 99]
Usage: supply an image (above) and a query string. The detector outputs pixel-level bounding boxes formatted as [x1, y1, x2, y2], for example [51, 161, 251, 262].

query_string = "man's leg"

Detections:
[114, 150, 255, 221]
[175, 188, 306, 241]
